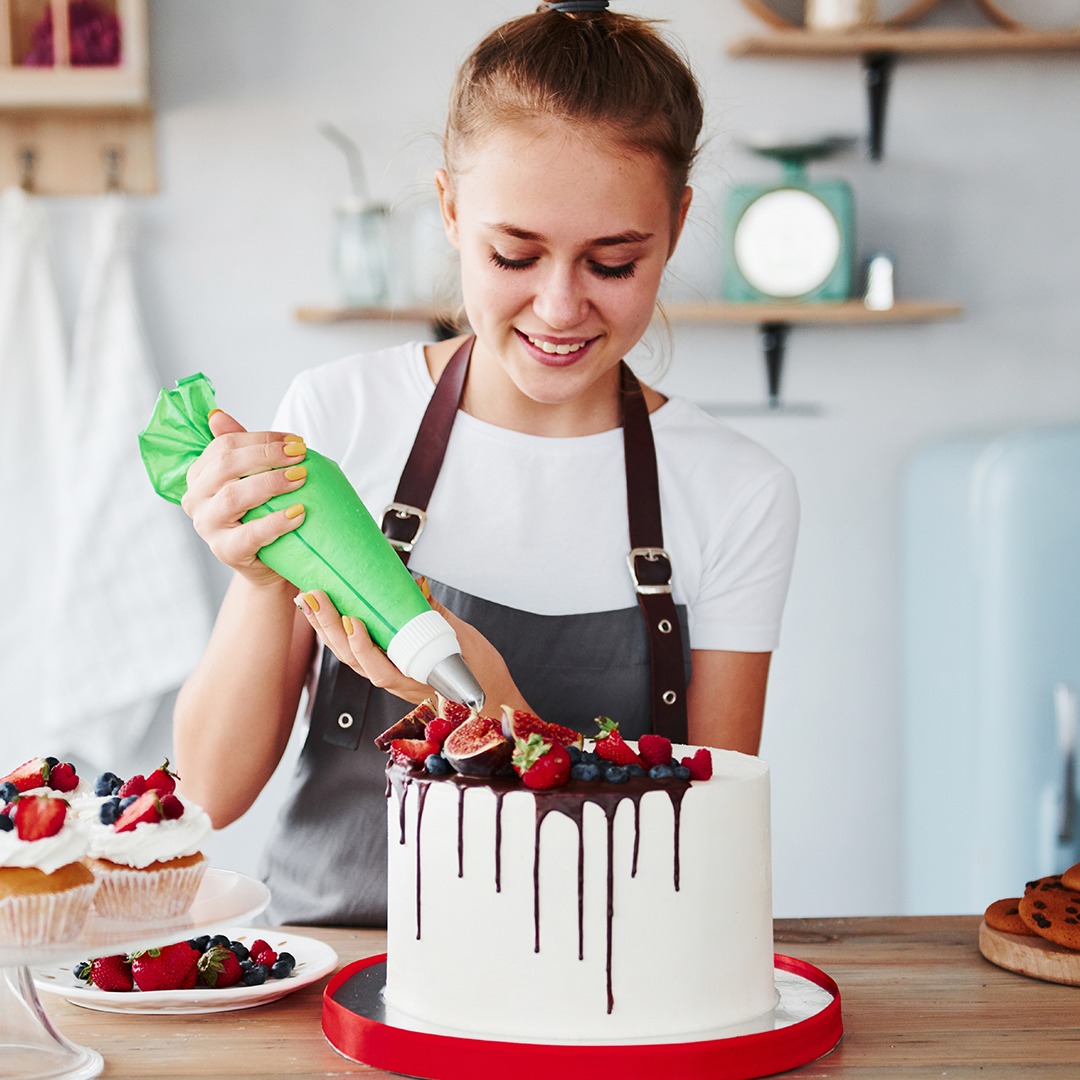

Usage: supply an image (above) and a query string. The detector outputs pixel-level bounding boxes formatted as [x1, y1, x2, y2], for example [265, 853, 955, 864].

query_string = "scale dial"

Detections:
[732, 188, 842, 299]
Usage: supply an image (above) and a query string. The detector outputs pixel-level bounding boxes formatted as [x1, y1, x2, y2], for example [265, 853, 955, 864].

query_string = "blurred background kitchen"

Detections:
[2, 0, 1079, 919]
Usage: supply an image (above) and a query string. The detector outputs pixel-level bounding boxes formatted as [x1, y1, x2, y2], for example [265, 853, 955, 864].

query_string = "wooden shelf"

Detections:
[663, 299, 963, 325]
[297, 300, 963, 328]
[729, 27, 1080, 57]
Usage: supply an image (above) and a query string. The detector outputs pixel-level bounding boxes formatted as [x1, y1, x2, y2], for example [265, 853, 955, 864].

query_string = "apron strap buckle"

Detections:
[627, 547, 673, 595]
[382, 502, 428, 553]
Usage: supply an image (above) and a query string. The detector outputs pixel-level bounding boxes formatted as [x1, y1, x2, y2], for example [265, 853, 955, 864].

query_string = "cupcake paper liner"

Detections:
[91, 858, 207, 922]
[0, 878, 99, 946]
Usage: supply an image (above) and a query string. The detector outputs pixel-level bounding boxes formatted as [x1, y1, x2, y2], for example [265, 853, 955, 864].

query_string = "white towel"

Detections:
[0, 187, 68, 765]
[41, 194, 213, 769]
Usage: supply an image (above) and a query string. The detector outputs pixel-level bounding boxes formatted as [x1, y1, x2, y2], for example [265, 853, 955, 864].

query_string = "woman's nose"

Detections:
[532, 266, 589, 329]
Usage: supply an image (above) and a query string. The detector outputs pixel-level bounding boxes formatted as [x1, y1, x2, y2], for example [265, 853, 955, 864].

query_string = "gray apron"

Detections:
[260, 339, 690, 926]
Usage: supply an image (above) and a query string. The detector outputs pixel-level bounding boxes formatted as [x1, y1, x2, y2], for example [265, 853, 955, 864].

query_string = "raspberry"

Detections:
[681, 747, 713, 782]
[637, 734, 673, 768]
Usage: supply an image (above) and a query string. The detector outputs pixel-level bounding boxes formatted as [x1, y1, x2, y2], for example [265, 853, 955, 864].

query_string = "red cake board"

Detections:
[322, 953, 842, 1080]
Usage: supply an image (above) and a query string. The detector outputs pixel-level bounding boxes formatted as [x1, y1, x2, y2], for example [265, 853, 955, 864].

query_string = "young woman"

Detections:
[175, 1, 799, 925]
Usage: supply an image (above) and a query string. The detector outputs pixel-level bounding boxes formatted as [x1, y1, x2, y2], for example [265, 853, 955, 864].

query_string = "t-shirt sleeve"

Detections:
[687, 464, 800, 653]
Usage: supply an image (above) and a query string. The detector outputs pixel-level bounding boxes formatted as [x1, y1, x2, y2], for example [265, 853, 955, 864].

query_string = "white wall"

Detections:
[41, 0, 1080, 917]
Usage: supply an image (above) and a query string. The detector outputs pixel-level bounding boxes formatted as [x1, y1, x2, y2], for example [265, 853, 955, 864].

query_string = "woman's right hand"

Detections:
[181, 409, 310, 587]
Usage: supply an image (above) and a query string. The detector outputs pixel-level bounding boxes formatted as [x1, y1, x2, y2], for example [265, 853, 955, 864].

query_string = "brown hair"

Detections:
[444, 4, 703, 211]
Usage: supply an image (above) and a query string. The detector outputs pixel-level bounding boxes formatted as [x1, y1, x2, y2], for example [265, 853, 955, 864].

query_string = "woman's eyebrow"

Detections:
[484, 222, 654, 247]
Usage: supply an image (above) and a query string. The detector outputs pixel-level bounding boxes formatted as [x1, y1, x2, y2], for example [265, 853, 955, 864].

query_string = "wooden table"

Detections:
[38, 916, 1080, 1078]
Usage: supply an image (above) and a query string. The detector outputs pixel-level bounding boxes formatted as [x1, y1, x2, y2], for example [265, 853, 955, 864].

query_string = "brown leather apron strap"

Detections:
[619, 363, 689, 743]
[371, 334, 687, 741]
[380, 335, 475, 564]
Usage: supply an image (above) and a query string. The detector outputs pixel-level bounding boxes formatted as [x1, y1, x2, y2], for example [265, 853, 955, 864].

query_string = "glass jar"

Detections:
[333, 198, 390, 307]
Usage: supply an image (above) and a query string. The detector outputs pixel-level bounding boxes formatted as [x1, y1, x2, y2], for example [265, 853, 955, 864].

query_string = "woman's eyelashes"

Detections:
[488, 249, 637, 280]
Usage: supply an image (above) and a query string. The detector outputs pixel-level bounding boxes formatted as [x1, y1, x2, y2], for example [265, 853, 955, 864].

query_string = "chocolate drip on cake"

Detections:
[388, 766, 689, 1013]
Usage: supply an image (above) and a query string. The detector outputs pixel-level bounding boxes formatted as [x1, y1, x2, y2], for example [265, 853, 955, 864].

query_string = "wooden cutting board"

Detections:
[979, 920, 1080, 986]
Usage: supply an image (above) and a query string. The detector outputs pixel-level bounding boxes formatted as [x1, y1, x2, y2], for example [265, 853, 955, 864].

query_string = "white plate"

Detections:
[32, 928, 338, 1014]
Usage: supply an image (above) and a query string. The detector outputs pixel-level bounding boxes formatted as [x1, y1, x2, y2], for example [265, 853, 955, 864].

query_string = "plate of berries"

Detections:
[32, 928, 338, 1013]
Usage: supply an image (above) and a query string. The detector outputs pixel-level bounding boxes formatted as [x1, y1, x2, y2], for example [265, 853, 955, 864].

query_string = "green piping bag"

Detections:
[138, 373, 485, 709]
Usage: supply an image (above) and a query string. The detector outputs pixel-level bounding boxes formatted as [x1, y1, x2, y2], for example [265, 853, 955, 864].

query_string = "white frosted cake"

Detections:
[383, 741, 775, 1042]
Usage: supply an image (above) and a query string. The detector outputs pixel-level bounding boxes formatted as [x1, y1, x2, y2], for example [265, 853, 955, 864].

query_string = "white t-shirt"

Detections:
[274, 342, 799, 652]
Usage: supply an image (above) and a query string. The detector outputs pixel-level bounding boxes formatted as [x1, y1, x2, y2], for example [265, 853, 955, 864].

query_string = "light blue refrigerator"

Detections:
[903, 426, 1080, 914]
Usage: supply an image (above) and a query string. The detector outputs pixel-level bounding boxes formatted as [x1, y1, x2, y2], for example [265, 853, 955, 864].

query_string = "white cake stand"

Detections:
[0, 868, 270, 1080]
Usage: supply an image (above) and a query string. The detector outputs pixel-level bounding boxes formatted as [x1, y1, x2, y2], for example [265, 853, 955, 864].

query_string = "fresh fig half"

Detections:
[500, 706, 583, 750]
[436, 693, 474, 728]
[374, 698, 436, 751]
[443, 715, 512, 777]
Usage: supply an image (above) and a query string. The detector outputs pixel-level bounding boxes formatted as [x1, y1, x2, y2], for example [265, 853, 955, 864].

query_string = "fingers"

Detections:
[295, 591, 431, 702]
[208, 408, 247, 437]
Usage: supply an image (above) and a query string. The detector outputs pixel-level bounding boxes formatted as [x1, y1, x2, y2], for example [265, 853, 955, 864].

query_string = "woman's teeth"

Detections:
[526, 336, 586, 355]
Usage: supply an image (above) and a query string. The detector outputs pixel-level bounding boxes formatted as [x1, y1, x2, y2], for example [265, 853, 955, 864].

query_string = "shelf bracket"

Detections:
[863, 51, 897, 161]
[759, 322, 790, 409]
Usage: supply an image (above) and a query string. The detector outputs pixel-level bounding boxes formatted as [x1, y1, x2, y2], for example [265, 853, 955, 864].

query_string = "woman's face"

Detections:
[437, 121, 690, 432]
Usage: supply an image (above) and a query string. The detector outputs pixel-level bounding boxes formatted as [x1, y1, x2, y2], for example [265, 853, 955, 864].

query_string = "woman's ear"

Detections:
[668, 185, 694, 258]
[435, 168, 461, 249]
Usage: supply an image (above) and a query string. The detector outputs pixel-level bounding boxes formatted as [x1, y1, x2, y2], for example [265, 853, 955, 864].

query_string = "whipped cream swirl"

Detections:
[85, 796, 212, 869]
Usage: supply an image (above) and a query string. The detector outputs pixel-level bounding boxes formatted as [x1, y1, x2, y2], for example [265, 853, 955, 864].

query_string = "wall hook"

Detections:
[19, 148, 36, 193]
[104, 147, 124, 193]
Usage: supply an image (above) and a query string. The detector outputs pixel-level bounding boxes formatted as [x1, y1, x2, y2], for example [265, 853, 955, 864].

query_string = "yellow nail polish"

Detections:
[342, 615, 354, 636]
[208, 408, 223, 420]
[284, 465, 307, 482]
[416, 576, 432, 601]
[285, 503, 305, 520]
[284, 441, 306, 457]
[304, 592, 320, 613]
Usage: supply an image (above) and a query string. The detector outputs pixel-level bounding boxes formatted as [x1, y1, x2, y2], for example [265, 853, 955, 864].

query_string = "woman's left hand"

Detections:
[295, 590, 532, 713]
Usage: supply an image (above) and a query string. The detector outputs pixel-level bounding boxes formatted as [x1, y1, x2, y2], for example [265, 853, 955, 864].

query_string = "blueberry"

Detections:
[270, 959, 293, 979]
[626, 764, 646, 778]
[570, 763, 601, 782]
[276, 951, 296, 972]
[73, 960, 91, 980]
[228, 941, 250, 962]
[242, 963, 270, 986]
[45, 756, 59, 768]
[648, 764, 675, 781]
[98, 799, 121, 825]
[604, 766, 629, 784]
[0, 814, 14, 832]
[209, 934, 230, 949]
[581, 751, 602, 768]
[93, 772, 119, 797]
[673, 765, 692, 780]
[0, 781, 18, 802]
[566, 745, 583, 764]
[424, 754, 453, 776]
[118, 795, 138, 811]
[188, 935, 211, 953]
[239, 958, 254, 971]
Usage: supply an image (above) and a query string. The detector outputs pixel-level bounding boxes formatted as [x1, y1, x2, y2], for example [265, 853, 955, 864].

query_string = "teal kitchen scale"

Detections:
[723, 135, 857, 304]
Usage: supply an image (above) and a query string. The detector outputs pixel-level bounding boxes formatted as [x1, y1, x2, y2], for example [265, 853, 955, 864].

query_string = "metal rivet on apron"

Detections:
[661, 690, 677, 705]
[658, 618, 673, 634]
[337, 712, 354, 730]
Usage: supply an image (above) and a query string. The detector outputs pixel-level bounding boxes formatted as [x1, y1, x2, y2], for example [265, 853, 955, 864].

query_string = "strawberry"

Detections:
[374, 699, 436, 751]
[638, 734, 673, 768]
[593, 717, 644, 768]
[389, 738, 440, 771]
[117, 774, 147, 799]
[1, 758, 50, 793]
[14, 795, 68, 841]
[76, 955, 134, 992]
[681, 747, 713, 782]
[512, 734, 571, 790]
[130, 942, 200, 991]
[47, 762, 79, 793]
[197, 944, 243, 989]
[145, 759, 180, 796]
[424, 717, 456, 748]
[114, 790, 163, 832]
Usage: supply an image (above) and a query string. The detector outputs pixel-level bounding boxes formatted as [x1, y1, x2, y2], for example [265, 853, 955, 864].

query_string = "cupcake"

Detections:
[0, 793, 98, 946]
[85, 771, 211, 922]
